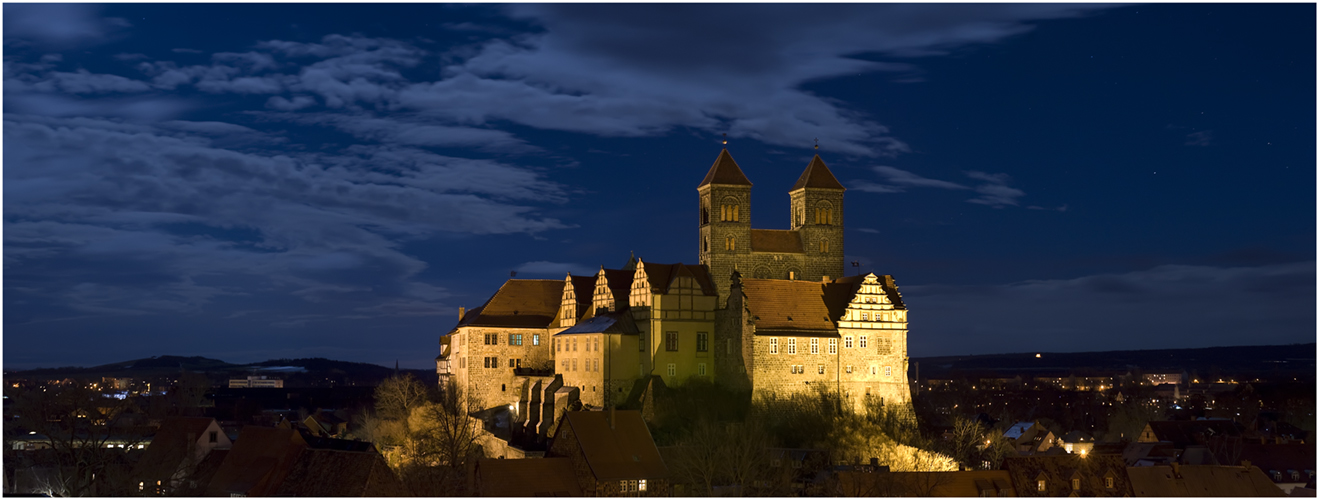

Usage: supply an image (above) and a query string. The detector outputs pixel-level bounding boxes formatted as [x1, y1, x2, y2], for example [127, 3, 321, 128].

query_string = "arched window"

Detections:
[815, 202, 834, 225]
[820, 240, 829, 253]
[725, 236, 736, 251]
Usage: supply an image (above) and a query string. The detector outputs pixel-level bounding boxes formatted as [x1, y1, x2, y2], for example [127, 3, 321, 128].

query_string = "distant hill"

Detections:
[912, 343, 1315, 381]
[3, 355, 435, 388]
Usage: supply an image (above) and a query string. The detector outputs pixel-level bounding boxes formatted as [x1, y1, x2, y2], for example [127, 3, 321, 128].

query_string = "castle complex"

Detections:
[436, 149, 911, 419]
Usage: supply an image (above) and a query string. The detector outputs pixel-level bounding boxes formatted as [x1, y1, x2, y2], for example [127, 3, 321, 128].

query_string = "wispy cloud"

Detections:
[1185, 130, 1212, 147]
[853, 166, 1028, 208]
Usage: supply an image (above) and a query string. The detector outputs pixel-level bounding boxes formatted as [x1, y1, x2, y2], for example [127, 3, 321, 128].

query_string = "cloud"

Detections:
[905, 261, 1316, 356]
[514, 261, 595, 276]
[853, 166, 1028, 208]
[855, 228, 880, 234]
[266, 95, 317, 111]
[1185, 130, 1212, 147]
[3, 4, 131, 48]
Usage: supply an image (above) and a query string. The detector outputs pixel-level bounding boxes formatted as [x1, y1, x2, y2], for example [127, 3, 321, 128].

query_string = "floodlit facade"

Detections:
[438, 149, 911, 412]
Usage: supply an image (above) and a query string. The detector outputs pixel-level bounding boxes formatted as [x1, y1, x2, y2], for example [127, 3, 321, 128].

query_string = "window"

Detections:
[533, 334, 540, 346]
[810, 338, 819, 354]
[483, 357, 490, 368]
[638, 479, 647, 492]
[209, 431, 218, 443]
[639, 333, 646, 351]
[572, 359, 577, 371]
[1105, 477, 1115, 489]
[725, 236, 736, 251]
[861, 312, 868, 321]
[697, 332, 708, 352]
[787, 338, 797, 354]
[828, 338, 837, 354]
[770, 338, 779, 354]
[698, 363, 707, 376]
[820, 240, 828, 253]
[595, 359, 601, 372]
[845, 365, 853, 373]
[859, 336, 868, 348]
[665, 332, 679, 351]
[720, 204, 740, 222]
[509, 358, 516, 368]
[460, 357, 466, 369]
[844, 336, 853, 348]
[818, 365, 825, 374]
[885, 366, 892, 377]
[484, 333, 496, 345]
[667, 363, 676, 377]
[1037, 480, 1046, 492]
[594, 338, 600, 352]
[871, 366, 876, 375]
[1071, 479, 1080, 491]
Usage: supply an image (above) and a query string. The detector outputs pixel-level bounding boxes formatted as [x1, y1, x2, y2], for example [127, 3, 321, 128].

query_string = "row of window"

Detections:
[847, 311, 901, 321]
[556, 337, 598, 352]
[769, 336, 873, 354]
[659, 331, 709, 352]
[482, 357, 523, 369]
[484, 333, 540, 346]
[663, 362, 708, 377]
[1035, 476, 1116, 493]
[561, 358, 600, 372]
[790, 364, 893, 376]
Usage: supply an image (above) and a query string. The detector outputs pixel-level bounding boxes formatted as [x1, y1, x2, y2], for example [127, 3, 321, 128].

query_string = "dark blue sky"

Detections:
[4, 4, 1314, 370]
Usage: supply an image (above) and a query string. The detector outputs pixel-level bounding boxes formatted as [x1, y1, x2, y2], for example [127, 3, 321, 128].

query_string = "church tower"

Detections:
[790, 155, 846, 281]
[698, 149, 752, 307]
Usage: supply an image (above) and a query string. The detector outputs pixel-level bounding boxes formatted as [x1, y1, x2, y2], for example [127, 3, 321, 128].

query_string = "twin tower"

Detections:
[697, 149, 847, 306]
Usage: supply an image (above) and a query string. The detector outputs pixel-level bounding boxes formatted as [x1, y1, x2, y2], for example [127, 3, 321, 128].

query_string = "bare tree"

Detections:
[375, 373, 431, 422]
[6, 383, 144, 496]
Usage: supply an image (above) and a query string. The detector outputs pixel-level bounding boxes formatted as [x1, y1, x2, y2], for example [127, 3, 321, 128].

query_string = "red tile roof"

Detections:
[206, 426, 307, 497]
[750, 229, 805, 254]
[555, 410, 669, 481]
[741, 278, 842, 334]
[273, 448, 407, 496]
[698, 149, 753, 187]
[455, 279, 565, 330]
[1127, 465, 1285, 497]
[790, 155, 845, 191]
[477, 458, 583, 497]
[638, 262, 716, 296]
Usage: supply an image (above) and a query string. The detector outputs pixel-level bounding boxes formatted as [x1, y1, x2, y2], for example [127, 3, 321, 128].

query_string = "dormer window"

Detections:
[1037, 480, 1046, 492]
[1071, 478, 1080, 491]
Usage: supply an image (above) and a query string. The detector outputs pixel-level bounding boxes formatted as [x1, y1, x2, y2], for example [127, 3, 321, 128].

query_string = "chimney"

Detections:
[459, 306, 465, 321]
[821, 275, 830, 282]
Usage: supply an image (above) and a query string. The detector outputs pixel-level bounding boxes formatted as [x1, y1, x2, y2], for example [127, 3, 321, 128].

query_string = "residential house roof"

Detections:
[452, 279, 565, 331]
[835, 470, 1016, 497]
[1232, 442, 1316, 483]
[790, 155, 846, 191]
[272, 448, 407, 497]
[205, 426, 308, 497]
[1002, 454, 1132, 497]
[132, 417, 224, 483]
[476, 458, 583, 497]
[698, 149, 753, 187]
[1143, 420, 1243, 449]
[741, 275, 892, 335]
[1126, 465, 1286, 496]
[553, 410, 669, 481]
[1004, 422, 1037, 440]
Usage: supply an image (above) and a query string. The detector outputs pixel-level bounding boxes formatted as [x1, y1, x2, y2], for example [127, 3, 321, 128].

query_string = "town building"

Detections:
[227, 375, 284, 388]
[546, 410, 669, 496]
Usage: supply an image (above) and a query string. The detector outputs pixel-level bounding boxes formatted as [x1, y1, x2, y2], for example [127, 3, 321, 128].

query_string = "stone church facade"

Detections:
[438, 149, 910, 414]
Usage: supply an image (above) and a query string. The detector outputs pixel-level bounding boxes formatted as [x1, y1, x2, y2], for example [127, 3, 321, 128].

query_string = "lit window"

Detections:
[861, 312, 868, 321]
[533, 334, 540, 346]
[638, 479, 647, 492]
[1038, 480, 1046, 492]
[859, 336, 868, 348]
[818, 365, 825, 375]
[846, 365, 853, 374]
[770, 338, 779, 354]
[820, 240, 829, 253]
[1105, 477, 1115, 489]
[844, 336, 853, 348]
[828, 338, 837, 354]
[885, 366, 892, 377]
[1072, 479, 1080, 491]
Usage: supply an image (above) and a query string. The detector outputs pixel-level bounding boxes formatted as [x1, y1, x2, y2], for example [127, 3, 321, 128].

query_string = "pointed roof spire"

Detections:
[790, 154, 845, 191]
[698, 149, 753, 187]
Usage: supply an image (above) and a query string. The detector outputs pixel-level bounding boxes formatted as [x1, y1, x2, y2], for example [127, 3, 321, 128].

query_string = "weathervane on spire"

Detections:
[814, 138, 819, 150]
[722, 133, 728, 146]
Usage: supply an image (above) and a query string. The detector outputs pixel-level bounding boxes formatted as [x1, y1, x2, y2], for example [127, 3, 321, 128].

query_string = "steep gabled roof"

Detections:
[272, 448, 407, 497]
[477, 458, 583, 497]
[750, 229, 805, 254]
[554, 410, 668, 481]
[1127, 465, 1286, 497]
[132, 417, 222, 483]
[639, 262, 717, 296]
[452, 279, 565, 330]
[790, 155, 845, 191]
[206, 426, 307, 497]
[555, 310, 639, 336]
[698, 149, 753, 187]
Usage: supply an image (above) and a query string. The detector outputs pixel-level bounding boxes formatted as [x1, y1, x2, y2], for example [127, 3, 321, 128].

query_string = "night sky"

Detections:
[4, 4, 1314, 370]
